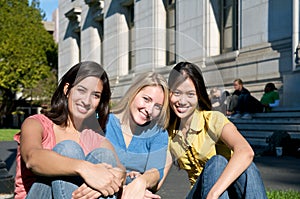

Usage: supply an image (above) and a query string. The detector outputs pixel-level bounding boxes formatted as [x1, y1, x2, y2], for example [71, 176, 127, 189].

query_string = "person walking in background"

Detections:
[260, 82, 280, 112]
[165, 62, 267, 199]
[14, 61, 125, 199]
[105, 72, 169, 199]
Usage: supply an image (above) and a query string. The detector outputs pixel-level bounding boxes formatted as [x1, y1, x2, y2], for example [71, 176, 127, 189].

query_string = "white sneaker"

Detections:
[241, 113, 252, 119]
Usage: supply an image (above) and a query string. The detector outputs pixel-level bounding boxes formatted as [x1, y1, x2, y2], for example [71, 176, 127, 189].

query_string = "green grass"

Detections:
[267, 189, 300, 199]
[0, 128, 19, 141]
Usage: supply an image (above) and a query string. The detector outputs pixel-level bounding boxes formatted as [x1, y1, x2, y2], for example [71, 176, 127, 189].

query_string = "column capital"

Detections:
[65, 7, 82, 33]
[65, 7, 82, 22]
[85, 0, 104, 9]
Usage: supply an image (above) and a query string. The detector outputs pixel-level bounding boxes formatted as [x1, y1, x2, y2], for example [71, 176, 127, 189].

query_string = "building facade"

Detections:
[58, 0, 300, 107]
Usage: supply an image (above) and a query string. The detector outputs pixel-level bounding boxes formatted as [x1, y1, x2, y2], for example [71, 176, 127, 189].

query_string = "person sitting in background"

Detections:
[228, 80, 280, 120]
[260, 83, 280, 112]
[226, 79, 257, 119]
[209, 87, 229, 115]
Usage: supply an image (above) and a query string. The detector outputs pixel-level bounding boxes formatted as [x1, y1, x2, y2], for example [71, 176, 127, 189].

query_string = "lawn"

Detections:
[0, 128, 19, 141]
[267, 189, 300, 199]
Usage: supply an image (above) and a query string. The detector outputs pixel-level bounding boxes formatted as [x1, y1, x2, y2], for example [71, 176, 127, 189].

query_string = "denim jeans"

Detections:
[234, 94, 263, 114]
[186, 155, 267, 199]
[26, 140, 117, 199]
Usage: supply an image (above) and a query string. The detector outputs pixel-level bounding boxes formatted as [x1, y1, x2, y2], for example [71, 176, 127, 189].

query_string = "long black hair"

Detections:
[168, 62, 212, 123]
[43, 61, 111, 131]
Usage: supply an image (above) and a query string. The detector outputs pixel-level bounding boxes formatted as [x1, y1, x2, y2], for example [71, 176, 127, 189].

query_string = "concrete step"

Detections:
[246, 138, 269, 147]
[240, 131, 274, 138]
[232, 118, 300, 124]
[230, 107, 300, 154]
[288, 132, 300, 139]
[251, 112, 300, 119]
[239, 129, 300, 156]
[271, 106, 300, 112]
[240, 131, 300, 143]
[235, 123, 300, 132]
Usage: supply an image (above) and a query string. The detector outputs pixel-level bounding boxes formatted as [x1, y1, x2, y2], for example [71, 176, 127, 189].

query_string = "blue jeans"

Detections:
[235, 94, 263, 114]
[186, 155, 267, 199]
[26, 140, 117, 199]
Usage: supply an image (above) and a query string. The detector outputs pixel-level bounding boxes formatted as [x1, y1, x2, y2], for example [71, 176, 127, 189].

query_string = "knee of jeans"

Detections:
[53, 140, 85, 159]
[86, 148, 117, 167]
[205, 155, 228, 170]
[244, 162, 260, 176]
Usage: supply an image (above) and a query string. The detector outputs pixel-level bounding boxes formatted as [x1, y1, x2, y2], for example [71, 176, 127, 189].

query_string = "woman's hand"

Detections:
[72, 183, 101, 199]
[127, 171, 142, 180]
[109, 166, 126, 184]
[144, 189, 161, 199]
[79, 162, 122, 197]
[121, 177, 147, 199]
[73, 165, 125, 198]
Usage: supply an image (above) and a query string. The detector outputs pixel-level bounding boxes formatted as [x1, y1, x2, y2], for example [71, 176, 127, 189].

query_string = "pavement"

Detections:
[1, 141, 300, 198]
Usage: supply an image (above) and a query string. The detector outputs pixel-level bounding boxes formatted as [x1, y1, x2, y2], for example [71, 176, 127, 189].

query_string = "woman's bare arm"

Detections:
[207, 122, 254, 198]
[20, 118, 122, 196]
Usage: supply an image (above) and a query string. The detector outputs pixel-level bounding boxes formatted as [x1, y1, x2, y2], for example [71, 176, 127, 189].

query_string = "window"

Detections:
[166, 0, 176, 65]
[128, 4, 135, 72]
[99, 20, 104, 65]
[220, 0, 238, 53]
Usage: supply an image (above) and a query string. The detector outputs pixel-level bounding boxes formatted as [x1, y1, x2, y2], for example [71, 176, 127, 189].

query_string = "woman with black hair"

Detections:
[165, 62, 267, 199]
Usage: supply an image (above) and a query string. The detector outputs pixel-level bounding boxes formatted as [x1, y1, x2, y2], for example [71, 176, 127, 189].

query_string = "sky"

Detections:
[30, 0, 58, 21]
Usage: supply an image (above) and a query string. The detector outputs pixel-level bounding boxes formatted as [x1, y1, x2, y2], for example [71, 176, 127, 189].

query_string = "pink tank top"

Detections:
[14, 114, 105, 199]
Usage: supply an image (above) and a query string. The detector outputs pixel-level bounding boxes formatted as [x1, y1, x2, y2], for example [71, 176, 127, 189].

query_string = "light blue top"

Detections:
[105, 113, 168, 184]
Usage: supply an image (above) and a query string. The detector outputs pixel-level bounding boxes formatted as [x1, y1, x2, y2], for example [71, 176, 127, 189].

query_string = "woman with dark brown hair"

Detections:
[14, 61, 125, 199]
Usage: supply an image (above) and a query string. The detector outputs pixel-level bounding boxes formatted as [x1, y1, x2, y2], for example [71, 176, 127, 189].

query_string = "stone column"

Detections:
[59, 7, 82, 79]
[82, 0, 104, 63]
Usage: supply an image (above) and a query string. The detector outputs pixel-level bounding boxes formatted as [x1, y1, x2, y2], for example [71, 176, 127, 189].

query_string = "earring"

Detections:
[96, 112, 99, 119]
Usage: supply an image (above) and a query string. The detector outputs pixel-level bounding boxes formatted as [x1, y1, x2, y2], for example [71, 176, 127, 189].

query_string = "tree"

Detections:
[0, 0, 57, 126]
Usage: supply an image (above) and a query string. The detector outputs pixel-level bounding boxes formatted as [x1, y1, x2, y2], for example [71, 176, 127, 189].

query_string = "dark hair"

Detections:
[168, 62, 212, 114]
[43, 61, 111, 132]
[265, 82, 277, 91]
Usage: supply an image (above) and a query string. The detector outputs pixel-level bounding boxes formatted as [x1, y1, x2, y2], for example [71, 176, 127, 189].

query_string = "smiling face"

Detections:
[65, 76, 103, 121]
[170, 77, 198, 121]
[129, 85, 164, 126]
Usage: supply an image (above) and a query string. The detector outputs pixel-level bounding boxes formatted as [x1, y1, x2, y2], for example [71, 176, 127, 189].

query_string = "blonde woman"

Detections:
[105, 72, 169, 199]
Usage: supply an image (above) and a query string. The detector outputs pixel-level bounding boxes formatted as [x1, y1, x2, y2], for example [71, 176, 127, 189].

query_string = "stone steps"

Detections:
[230, 107, 300, 155]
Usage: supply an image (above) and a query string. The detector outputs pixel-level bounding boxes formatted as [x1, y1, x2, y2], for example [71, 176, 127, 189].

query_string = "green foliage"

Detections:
[267, 190, 300, 199]
[0, 128, 19, 141]
[0, 0, 57, 117]
[23, 69, 58, 107]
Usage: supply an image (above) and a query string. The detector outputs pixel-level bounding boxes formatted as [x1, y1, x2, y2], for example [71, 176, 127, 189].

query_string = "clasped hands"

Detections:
[72, 167, 161, 199]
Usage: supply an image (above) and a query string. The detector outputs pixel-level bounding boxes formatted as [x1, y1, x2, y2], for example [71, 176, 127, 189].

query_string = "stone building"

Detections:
[58, 0, 300, 107]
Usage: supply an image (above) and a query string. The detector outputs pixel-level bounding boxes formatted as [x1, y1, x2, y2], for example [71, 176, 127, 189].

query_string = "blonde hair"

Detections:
[112, 72, 170, 129]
